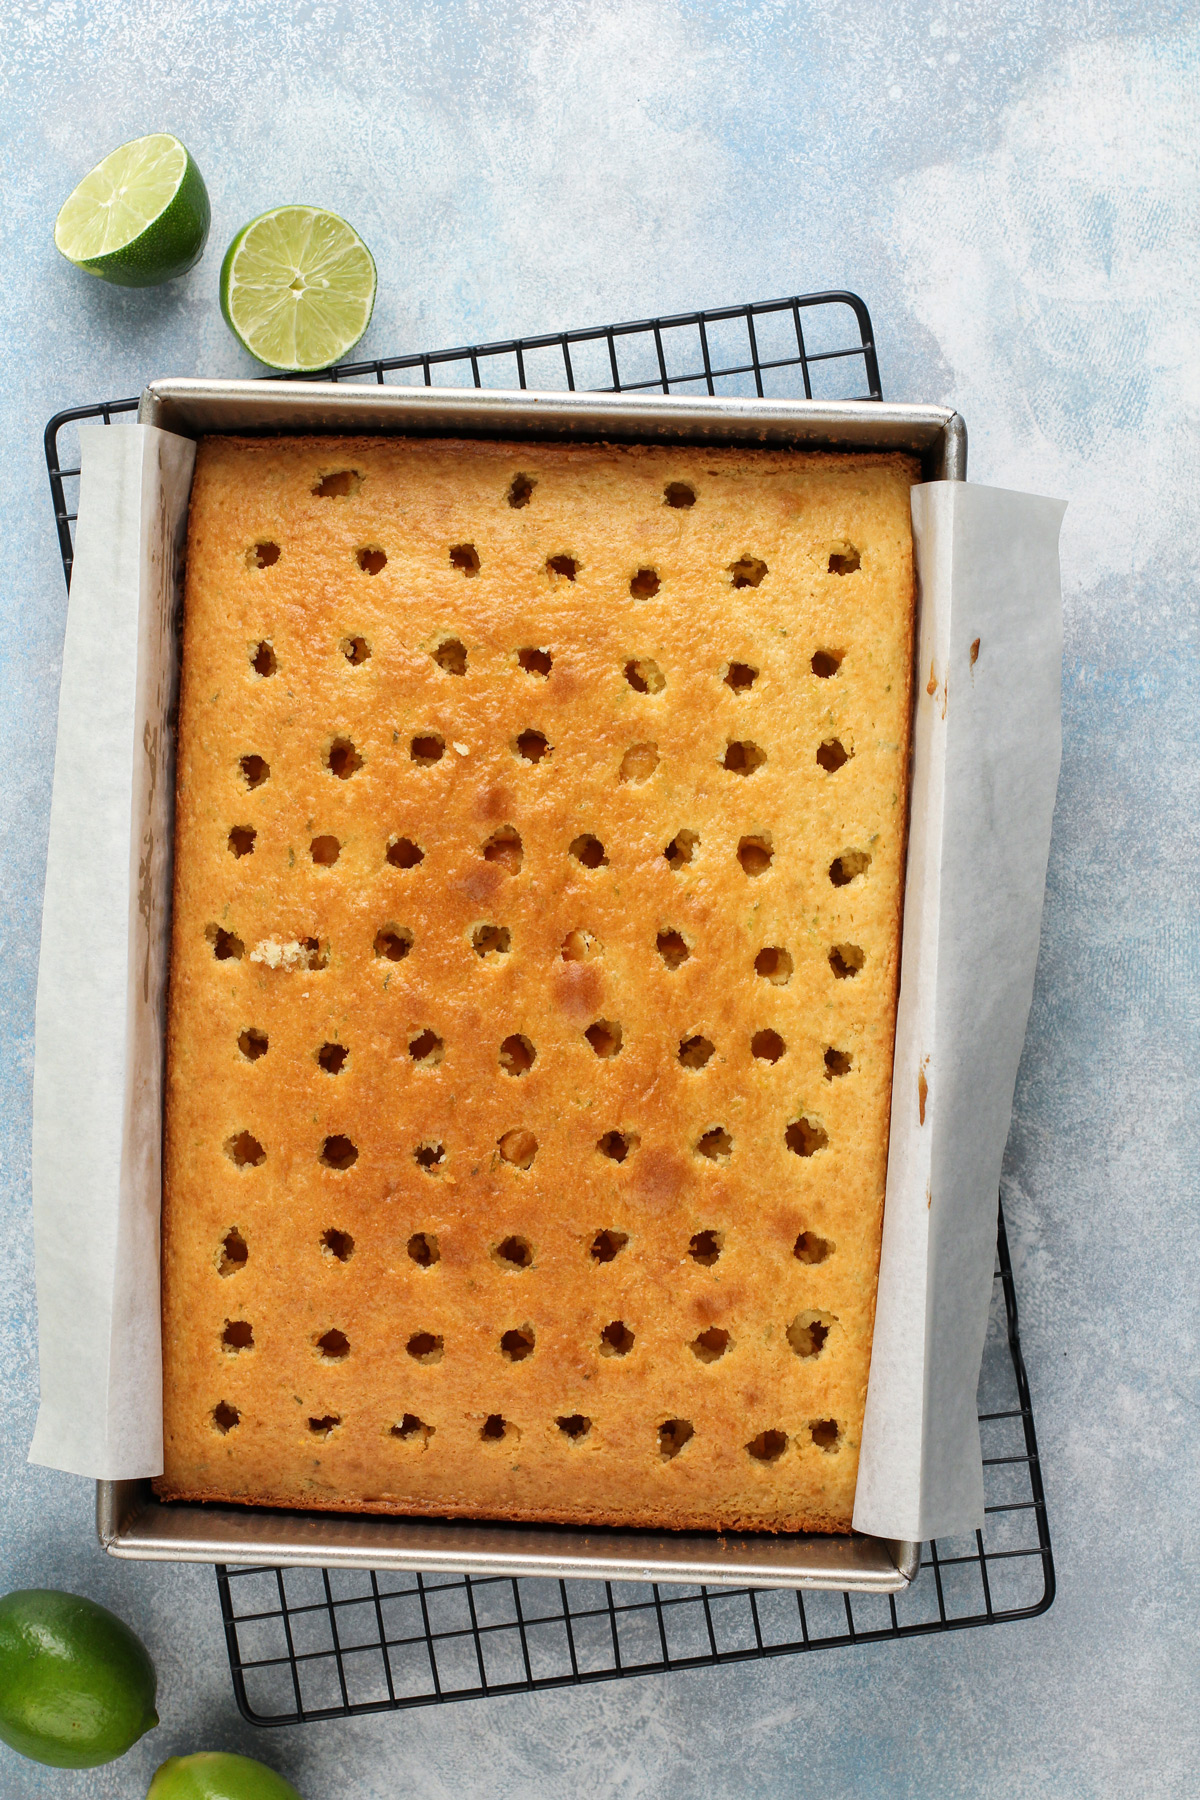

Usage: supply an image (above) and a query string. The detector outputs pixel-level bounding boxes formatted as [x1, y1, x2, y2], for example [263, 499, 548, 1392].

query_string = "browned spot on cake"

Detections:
[551, 959, 603, 1023]
[457, 861, 504, 907]
[473, 783, 514, 823]
[632, 1146, 688, 1210]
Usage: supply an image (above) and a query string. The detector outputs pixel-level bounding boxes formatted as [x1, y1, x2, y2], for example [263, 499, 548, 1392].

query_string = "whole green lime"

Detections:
[0, 1588, 158, 1768]
[148, 1751, 305, 1799]
[54, 132, 210, 287]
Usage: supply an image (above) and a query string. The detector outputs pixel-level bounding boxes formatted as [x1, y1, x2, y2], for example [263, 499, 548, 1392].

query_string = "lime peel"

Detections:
[220, 205, 376, 372]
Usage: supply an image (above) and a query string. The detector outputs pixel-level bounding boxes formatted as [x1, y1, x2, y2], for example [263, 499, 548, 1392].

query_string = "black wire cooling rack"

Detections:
[43, 290, 1052, 1725]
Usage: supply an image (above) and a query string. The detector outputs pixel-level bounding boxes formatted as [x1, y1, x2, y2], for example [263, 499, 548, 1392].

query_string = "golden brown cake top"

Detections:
[159, 434, 918, 1534]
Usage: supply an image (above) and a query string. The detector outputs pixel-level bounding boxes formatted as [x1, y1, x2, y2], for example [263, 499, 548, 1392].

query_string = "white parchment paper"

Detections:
[853, 481, 1066, 1541]
[30, 429, 1064, 1543]
[30, 423, 195, 1480]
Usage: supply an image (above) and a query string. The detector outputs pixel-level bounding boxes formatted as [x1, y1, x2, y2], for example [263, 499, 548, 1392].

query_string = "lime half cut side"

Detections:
[54, 133, 210, 287]
[220, 206, 377, 372]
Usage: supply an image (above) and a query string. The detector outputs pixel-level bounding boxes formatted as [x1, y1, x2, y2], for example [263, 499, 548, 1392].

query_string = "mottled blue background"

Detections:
[1, 1, 1197, 1794]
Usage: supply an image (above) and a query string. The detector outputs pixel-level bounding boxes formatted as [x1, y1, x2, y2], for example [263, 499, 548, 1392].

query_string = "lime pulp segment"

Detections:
[221, 205, 376, 372]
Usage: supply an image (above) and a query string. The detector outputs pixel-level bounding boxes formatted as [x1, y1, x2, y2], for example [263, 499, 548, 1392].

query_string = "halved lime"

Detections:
[54, 133, 210, 287]
[220, 206, 376, 373]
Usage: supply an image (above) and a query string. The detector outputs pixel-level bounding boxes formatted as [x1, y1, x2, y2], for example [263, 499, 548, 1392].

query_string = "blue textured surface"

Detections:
[1, 2, 1198, 1794]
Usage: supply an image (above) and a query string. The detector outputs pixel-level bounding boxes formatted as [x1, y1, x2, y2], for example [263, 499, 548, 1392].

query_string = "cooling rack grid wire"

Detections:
[43, 290, 1052, 1722]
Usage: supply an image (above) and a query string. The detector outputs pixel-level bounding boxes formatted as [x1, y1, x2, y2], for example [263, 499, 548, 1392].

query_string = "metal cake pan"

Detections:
[98, 379, 966, 1592]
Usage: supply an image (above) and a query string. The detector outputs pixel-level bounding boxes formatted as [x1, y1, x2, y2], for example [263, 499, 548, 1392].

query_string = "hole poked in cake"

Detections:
[356, 546, 387, 576]
[515, 729, 551, 764]
[308, 1414, 341, 1438]
[407, 1232, 440, 1267]
[449, 543, 480, 576]
[658, 1418, 693, 1459]
[696, 1126, 732, 1162]
[691, 1326, 731, 1364]
[747, 1429, 788, 1463]
[313, 469, 362, 498]
[328, 738, 363, 779]
[688, 1229, 723, 1266]
[409, 1029, 444, 1066]
[728, 557, 768, 589]
[341, 635, 371, 665]
[493, 1235, 534, 1270]
[794, 1230, 834, 1264]
[414, 1142, 445, 1173]
[663, 482, 695, 508]
[500, 1325, 535, 1362]
[810, 1418, 841, 1451]
[207, 924, 244, 962]
[737, 835, 773, 876]
[222, 1319, 254, 1351]
[391, 1413, 434, 1446]
[600, 1319, 634, 1357]
[227, 825, 256, 859]
[751, 1029, 786, 1065]
[483, 825, 523, 874]
[724, 661, 758, 693]
[499, 1034, 536, 1076]
[411, 734, 446, 766]
[569, 833, 607, 869]
[664, 829, 698, 870]
[825, 1047, 852, 1079]
[656, 929, 690, 970]
[785, 1117, 828, 1158]
[722, 740, 766, 776]
[584, 1019, 623, 1058]
[678, 1035, 714, 1071]
[433, 637, 467, 676]
[212, 1401, 240, 1435]
[755, 946, 792, 985]
[619, 742, 658, 784]
[375, 926, 413, 962]
[561, 928, 602, 962]
[829, 942, 864, 979]
[310, 834, 341, 865]
[218, 1228, 248, 1276]
[320, 1134, 359, 1171]
[481, 1414, 518, 1444]
[239, 753, 269, 788]
[787, 1311, 837, 1359]
[590, 1229, 628, 1263]
[624, 657, 665, 694]
[629, 568, 660, 600]
[557, 1414, 591, 1441]
[811, 649, 843, 679]
[517, 646, 553, 677]
[817, 738, 850, 773]
[250, 641, 277, 677]
[546, 553, 578, 580]
[226, 1131, 265, 1169]
[387, 836, 424, 869]
[238, 1027, 268, 1061]
[407, 1331, 444, 1364]
[507, 472, 536, 508]
[597, 1130, 636, 1163]
[829, 849, 870, 887]
[827, 543, 861, 575]
[498, 1129, 538, 1170]
[246, 541, 280, 569]
[472, 923, 511, 958]
[318, 1042, 348, 1074]
[322, 1227, 355, 1262]
[316, 1327, 350, 1361]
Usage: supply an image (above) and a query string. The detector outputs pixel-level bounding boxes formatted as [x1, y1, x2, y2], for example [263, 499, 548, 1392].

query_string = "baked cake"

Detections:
[157, 434, 918, 1533]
